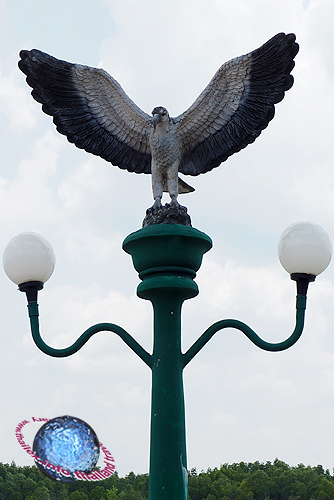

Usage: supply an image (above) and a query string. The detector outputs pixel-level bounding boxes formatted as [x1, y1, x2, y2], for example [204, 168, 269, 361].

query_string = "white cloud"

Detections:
[0, 67, 37, 129]
[0, 130, 62, 234]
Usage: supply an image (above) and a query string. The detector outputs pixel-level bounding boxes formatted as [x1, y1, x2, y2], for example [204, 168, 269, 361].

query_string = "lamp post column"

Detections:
[123, 224, 213, 500]
[146, 290, 189, 500]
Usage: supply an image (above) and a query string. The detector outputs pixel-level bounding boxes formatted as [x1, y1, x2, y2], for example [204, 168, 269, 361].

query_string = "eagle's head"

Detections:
[152, 106, 169, 129]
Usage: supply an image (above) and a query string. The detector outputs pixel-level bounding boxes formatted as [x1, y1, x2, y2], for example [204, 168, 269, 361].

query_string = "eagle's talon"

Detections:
[151, 199, 162, 211]
[169, 198, 187, 212]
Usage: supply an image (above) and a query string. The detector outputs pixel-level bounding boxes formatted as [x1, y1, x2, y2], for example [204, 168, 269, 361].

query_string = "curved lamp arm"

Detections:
[27, 302, 152, 367]
[183, 294, 306, 367]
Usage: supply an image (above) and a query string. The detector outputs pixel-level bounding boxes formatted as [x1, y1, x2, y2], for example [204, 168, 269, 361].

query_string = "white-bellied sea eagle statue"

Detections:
[18, 33, 299, 210]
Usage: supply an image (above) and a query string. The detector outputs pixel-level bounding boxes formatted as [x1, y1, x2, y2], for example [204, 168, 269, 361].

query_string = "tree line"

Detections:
[0, 458, 334, 499]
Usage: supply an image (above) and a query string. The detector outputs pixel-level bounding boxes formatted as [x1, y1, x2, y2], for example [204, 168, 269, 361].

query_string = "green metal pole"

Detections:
[123, 224, 212, 500]
[146, 289, 188, 499]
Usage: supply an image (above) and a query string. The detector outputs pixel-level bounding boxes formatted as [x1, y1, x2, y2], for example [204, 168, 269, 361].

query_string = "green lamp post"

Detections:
[3, 220, 332, 500]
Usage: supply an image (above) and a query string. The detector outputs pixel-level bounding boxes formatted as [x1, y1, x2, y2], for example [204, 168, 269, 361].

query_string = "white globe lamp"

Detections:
[3, 232, 55, 303]
[278, 222, 332, 276]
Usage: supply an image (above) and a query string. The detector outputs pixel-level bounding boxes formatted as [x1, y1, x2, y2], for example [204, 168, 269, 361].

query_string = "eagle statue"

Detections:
[19, 33, 298, 210]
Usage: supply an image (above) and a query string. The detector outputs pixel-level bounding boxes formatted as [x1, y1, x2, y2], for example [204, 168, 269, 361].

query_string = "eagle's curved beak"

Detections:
[153, 113, 160, 130]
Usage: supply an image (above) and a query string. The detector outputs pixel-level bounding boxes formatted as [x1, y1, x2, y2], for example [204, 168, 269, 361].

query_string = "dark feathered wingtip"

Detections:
[18, 49, 37, 76]
[283, 33, 299, 92]
[19, 49, 28, 58]
[286, 33, 299, 57]
[18, 50, 28, 73]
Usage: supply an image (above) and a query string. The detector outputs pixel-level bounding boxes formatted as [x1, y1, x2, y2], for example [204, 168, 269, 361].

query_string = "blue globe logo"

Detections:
[33, 415, 100, 482]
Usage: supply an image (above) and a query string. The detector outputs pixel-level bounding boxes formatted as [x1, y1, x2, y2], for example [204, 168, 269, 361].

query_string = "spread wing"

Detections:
[18, 50, 152, 174]
[175, 33, 299, 176]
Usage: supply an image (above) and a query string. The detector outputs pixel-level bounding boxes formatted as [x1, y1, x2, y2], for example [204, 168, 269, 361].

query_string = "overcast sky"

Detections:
[1, 0, 334, 478]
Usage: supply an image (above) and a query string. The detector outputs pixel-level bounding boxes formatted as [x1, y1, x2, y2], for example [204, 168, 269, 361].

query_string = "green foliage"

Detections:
[68, 491, 89, 500]
[187, 459, 334, 500]
[1, 459, 334, 499]
[26, 485, 51, 500]
[105, 486, 119, 499]
[88, 485, 104, 499]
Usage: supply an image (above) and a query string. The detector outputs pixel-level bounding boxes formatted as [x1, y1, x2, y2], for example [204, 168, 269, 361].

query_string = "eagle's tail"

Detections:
[178, 176, 195, 194]
[162, 176, 195, 194]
